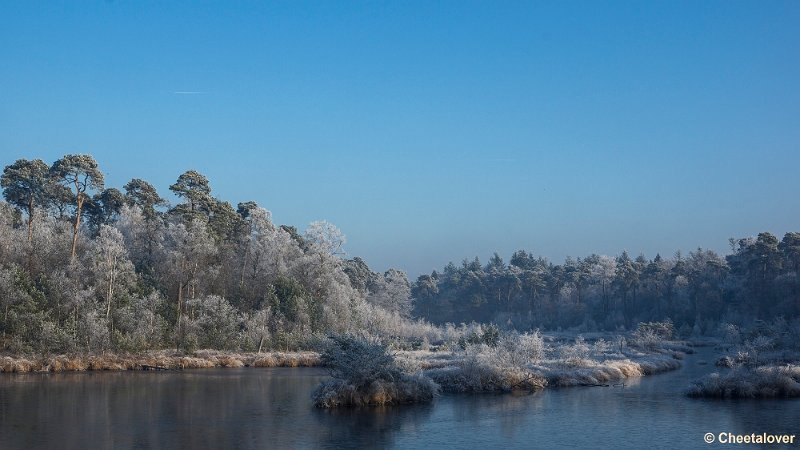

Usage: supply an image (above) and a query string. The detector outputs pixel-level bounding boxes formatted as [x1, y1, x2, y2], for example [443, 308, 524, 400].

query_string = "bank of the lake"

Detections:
[0, 350, 321, 373]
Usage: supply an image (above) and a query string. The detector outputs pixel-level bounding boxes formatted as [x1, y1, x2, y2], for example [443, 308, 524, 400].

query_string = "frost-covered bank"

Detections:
[0, 350, 320, 373]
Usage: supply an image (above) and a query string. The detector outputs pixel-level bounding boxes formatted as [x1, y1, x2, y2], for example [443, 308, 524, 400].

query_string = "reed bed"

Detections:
[0, 350, 322, 373]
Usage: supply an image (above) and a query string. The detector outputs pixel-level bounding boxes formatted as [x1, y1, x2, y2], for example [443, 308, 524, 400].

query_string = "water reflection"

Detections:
[313, 404, 434, 449]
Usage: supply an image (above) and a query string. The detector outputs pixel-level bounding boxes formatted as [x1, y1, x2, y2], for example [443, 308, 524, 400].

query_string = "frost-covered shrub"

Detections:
[631, 328, 662, 351]
[457, 323, 501, 349]
[719, 323, 741, 347]
[240, 308, 272, 352]
[642, 320, 673, 338]
[426, 339, 547, 393]
[113, 292, 168, 351]
[560, 336, 591, 363]
[39, 321, 77, 354]
[182, 295, 241, 351]
[631, 321, 673, 351]
[517, 331, 545, 363]
[687, 365, 800, 398]
[319, 335, 403, 387]
[613, 335, 627, 354]
[314, 375, 439, 408]
[312, 335, 438, 407]
[742, 336, 774, 366]
[490, 331, 545, 368]
[593, 338, 611, 355]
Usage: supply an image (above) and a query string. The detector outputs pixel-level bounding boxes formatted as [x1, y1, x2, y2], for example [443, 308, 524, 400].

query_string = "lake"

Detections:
[1, 348, 798, 449]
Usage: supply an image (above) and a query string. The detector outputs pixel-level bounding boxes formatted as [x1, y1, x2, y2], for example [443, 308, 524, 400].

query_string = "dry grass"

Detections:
[426, 364, 547, 393]
[313, 375, 438, 407]
[251, 352, 321, 367]
[0, 356, 34, 373]
[395, 350, 459, 370]
[539, 356, 680, 387]
[0, 350, 322, 373]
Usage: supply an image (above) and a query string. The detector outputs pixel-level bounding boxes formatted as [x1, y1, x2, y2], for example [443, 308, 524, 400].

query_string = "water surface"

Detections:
[1, 349, 798, 449]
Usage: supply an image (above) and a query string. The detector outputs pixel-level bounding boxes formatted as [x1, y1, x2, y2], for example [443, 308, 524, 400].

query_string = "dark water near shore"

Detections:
[1, 348, 798, 449]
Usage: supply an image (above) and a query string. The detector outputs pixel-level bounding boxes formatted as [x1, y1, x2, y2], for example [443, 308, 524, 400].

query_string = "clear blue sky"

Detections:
[1, 1, 799, 277]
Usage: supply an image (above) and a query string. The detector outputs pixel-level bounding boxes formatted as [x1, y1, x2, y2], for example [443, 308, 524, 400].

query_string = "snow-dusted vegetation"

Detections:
[0, 153, 797, 409]
[311, 327, 686, 407]
[686, 318, 800, 398]
[413, 236, 800, 338]
[0, 350, 321, 373]
[687, 365, 800, 398]
[312, 335, 438, 407]
[418, 327, 683, 393]
[0, 155, 445, 360]
[424, 332, 549, 393]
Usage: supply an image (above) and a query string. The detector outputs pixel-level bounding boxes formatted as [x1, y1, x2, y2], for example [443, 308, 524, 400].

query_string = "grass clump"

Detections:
[312, 335, 439, 408]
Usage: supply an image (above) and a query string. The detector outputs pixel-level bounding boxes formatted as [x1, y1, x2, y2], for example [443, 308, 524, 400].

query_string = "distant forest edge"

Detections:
[413, 238, 799, 334]
[0, 154, 798, 355]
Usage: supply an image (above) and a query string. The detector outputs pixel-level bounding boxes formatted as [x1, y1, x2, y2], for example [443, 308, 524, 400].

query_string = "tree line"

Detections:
[0, 155, 425, 354]
[412, 233, 800, 335]
[2, 154, 797, 355]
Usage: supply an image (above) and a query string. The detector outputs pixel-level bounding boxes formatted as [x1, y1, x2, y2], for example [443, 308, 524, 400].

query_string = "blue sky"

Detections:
[1, 1, 799, 277]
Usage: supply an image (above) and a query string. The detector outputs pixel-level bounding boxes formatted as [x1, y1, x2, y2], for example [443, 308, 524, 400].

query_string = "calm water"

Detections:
[1, 349, 798, 449]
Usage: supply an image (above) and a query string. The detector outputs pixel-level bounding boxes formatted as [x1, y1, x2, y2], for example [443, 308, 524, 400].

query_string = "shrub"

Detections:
[312, 335, 438, 407]
[687, 365, 800, 398]
[560, 336, 591, 362]
[631, 321, 673, 351]
[426, 340, 547, 393]
[457, 323, 501, 349]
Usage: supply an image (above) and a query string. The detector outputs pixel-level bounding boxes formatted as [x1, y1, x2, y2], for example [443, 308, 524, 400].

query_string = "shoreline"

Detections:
[2, 346, 687, 383]
[0, 350, 322, 373]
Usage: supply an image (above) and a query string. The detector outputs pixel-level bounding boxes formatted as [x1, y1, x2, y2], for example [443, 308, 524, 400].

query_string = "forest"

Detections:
[0, 154, 432, 355]
[0, 154, 798, 357]
[413, 236, 800, 335]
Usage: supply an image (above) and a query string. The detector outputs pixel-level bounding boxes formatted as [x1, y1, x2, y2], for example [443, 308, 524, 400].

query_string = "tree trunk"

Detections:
[27, 198, 34, 242]
[71, 194, 84, 260]
[106, 256, 117, 320]
[177, 282, 183, 321]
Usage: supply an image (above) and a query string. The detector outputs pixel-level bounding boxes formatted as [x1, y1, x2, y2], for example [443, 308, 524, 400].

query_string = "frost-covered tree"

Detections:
[304, 220, 345, 256]
[169, 170, 212, 222]
[242, 308, 272, 352]
[1, 159, 52, 241]
[368, 269, 413, 318]
[50, 154, 105, 259]
[123, 178, 165, 219]
[114, 291, 168, 351]
[158, 219, 218, 327]
[85, 188, 125, 235]
[85, 225, 136, 323]
[180, 295, 240, 351]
